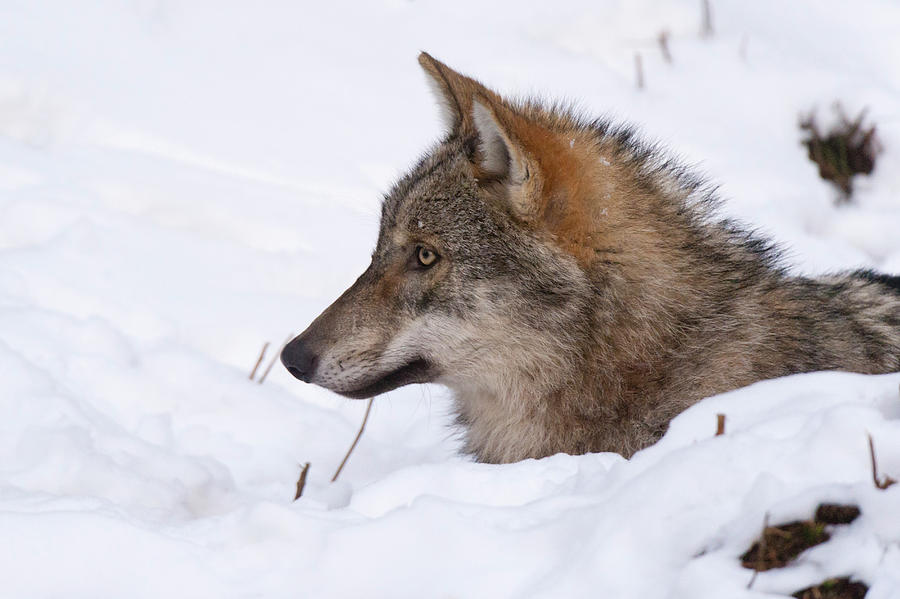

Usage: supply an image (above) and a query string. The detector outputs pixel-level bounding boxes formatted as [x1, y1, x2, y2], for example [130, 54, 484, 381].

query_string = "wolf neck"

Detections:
[451, 126, 900, 464]
[456, 138, 787, 464]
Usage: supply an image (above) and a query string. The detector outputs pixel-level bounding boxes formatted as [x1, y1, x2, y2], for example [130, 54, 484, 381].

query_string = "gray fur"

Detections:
[281, 54, 900, 463]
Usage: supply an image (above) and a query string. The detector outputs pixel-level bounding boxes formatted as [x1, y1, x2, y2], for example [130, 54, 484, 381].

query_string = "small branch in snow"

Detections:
[250, 342, 270, 380]
[716, 413, 726, 436]
[258, 333, 293, 384]
[657, 31, 672, 64]
[635, 53, 645, 90]
[868, 434, 897, 490]
[331, 398, 374, 482]
[700, 0, 714, 39]
[747, 513, 769, 589]
[294, 462, 310, 500]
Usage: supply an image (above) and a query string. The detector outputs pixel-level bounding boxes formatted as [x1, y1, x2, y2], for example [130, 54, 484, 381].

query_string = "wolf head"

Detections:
[282, 53, 621, 402]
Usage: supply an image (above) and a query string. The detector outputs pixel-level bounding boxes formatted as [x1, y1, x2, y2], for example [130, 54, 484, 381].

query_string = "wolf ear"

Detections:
[418, 53, 538, 216]
[418, 52, 494, 134]
[470, 96, 546, 223]
[471, 97, 529, 184]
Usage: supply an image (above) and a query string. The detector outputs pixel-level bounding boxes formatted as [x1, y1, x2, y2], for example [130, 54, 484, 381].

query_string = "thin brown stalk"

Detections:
[868, 433, 897, 489]
[658, 31, 672, 63]
[332, 398, 374, 482]
[747, 513, 769, 589]
[250, 342, 269, 380]
[716, 413, 726, 436]
[701, 0, 714, 38]
[294, 462, 310, 500]
[258, 334, 293, 384]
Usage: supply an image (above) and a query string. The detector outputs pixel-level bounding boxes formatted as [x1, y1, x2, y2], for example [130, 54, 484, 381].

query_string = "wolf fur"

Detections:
[281, 53, 900, 463]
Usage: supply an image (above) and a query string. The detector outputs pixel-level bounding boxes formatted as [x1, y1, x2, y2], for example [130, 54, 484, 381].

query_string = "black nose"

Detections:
[281, 337, 319, 383]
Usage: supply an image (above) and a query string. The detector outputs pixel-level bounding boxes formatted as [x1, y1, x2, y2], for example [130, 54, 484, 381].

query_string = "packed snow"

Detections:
[1, 1, 899, 597]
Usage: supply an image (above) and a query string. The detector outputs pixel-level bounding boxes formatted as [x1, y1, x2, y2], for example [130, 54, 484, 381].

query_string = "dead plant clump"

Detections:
[741, 503, 867, 597]
[792, 578, 869, 599]
[800, 106, 881, 203]
[741, 503, 860, 571]
[741, 520, 830, 572]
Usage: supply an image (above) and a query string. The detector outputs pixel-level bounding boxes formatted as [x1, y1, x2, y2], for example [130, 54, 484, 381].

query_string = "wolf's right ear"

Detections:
[418, 52, 495, 134]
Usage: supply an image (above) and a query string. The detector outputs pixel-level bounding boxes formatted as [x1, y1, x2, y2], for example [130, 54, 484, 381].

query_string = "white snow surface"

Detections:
[1, 1, 900, 597]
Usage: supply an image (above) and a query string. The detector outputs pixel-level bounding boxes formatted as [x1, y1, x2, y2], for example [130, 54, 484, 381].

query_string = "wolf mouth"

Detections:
[340, 358, 435, 399]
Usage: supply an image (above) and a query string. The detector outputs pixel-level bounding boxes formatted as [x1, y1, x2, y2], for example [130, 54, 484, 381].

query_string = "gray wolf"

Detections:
[282, 53, 900, 463]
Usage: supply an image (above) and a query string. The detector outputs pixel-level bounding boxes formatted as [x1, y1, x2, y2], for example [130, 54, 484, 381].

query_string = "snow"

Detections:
[1, 1, 899, 597]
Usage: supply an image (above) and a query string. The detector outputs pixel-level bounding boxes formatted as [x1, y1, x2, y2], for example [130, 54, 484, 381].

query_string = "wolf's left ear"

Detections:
[418, 53, 541, 217]
[469, 95, 547, 222]
[470, 97, 530, 185]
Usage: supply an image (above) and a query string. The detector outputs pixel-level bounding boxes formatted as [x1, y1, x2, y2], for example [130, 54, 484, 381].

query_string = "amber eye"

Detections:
[416, 246, 439, 268]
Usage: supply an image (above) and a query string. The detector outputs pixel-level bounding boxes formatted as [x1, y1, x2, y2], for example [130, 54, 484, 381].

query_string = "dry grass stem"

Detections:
[250, 342, 269, 380]
[701, 0, 714, 38]
[294, 462, 310, 500]
[658, 31, 672, 63]
[716, 413, 726, 436]
[331, 398, 374, 482]
[868, 434, 897, 489]
[258, 333, 293, 384]
[747, 513, 768, 589]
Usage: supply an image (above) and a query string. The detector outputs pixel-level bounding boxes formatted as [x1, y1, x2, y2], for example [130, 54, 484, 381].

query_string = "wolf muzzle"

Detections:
[281, 335, 318, 383]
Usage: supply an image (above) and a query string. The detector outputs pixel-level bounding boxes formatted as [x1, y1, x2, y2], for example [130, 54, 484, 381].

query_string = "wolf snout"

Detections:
[281, 336, 319, 383]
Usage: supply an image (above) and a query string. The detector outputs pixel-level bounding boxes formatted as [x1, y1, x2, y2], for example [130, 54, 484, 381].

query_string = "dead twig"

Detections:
[716, 413, 726, 436]
[700, 0, 714, 38]
[747, 513, 769, 589]
[249, 342, 269, 380]
[258, 333, 293, 384]
[332, 398, 374, 482]
[294, 462, 310, 500]
[868, 434, 897, 490]
[658, 31, 672, 64]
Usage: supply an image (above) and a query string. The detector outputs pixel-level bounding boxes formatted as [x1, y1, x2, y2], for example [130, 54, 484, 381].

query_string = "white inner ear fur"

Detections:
[472, 99, 527, 183]
[422, 71, 459, 131]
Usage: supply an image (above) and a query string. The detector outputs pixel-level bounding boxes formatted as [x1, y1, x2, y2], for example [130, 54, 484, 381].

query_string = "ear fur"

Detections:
[418, 52, 498, 135]
[418, 52, 543, 221]
[471, 97, 529, 184]
[418, 52, 464, 131]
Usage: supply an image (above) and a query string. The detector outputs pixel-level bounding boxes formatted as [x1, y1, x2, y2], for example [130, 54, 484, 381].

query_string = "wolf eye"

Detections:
[416, 246, 439, 268]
